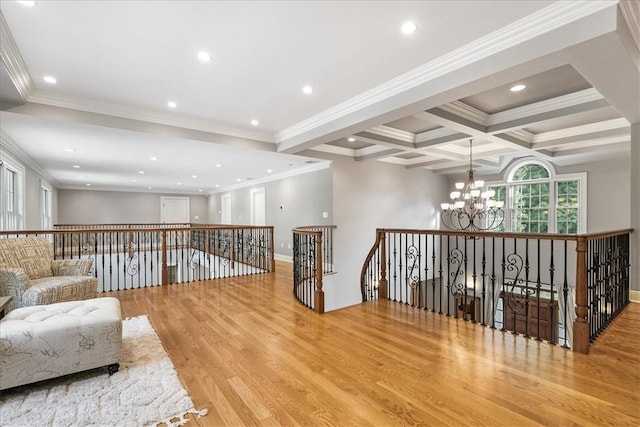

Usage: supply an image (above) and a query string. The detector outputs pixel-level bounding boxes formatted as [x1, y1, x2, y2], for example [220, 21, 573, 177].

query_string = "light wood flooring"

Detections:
[112, 261, 640, 426]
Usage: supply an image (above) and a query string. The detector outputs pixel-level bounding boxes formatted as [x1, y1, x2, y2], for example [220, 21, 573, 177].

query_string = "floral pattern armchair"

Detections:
[0, 237, 97, 312]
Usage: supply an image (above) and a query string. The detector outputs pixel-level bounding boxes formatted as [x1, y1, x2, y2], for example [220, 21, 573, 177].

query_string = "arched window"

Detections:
[488, 160, 585, 234]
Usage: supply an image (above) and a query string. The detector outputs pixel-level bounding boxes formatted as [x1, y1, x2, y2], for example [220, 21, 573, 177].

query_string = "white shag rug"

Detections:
[0, 315, 207, 427]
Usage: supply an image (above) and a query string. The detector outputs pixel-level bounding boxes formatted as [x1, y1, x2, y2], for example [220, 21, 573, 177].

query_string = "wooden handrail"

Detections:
[1, 225, 275, 236]
[371, 227, 633, 241]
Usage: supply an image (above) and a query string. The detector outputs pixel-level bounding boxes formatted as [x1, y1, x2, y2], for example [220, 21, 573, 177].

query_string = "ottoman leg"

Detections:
[107, 363, 120, 376]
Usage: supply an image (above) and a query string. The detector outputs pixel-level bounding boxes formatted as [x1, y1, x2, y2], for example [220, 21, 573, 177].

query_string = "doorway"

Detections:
[161, 196, 190, 223]
[250, 187, 266, 225]
[221, 193, 231, 224]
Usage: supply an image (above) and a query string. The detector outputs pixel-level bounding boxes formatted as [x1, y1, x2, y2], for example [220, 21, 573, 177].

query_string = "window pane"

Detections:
[512, 164, 550, 181]
[488, 185, 507, 231]
[512, 183, 549, 233]
[556, 180, 579, 234]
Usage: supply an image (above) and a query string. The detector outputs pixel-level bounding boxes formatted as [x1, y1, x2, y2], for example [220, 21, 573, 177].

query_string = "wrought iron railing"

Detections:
[1, 225, 274, 292]
[292, 226, 336, 313]
[586, 231, 631, 342]
[361, 228, 631, 354]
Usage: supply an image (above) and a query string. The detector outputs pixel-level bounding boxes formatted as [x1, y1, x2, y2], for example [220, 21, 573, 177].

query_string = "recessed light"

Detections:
[198, 189, 203, 192]
[197, 51, 212, 62]
[131, 179, 137, 183]
[302, 85, 313, 94]
[149, 156, 158, 161]
[177, 182, 182, 185]
[167, 101, 177, 108]
[65, 148, 75, 152]
[267, 169, 273, 173]
[236, 178, 242, 182]
[192, 175, 198, 178]
[138, 171, 144, 174]
[43, 76, 57, 84]
[250, 119, 259, 126]
[401, 21, 417, 35]
[72, 165, 80, 168]
[215, 184, 220, 188]
[18, 1, 36, 6]
[148, 186, 153, 190]
[215, 164, 222, 168]
[86, 183, 91, 186]
[348, 137, 356, 142]
[510, 84, 526, 92]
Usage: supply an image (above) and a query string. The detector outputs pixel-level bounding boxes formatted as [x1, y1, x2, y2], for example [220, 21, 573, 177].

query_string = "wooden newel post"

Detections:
[270, 227, 276, 272]
[314, 234, 325, 314]
[379, 230, 388, 299]
[573, 236, 590, 354]
[161, 230, 168, 285]
[231, 229, 236, 269]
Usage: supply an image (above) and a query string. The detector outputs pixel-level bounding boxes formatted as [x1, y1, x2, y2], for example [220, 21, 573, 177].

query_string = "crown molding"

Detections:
[507, 129, 535, 143]
[619, 0, 640, 51]
[0, 11, 33, 101]
[208, 161, 331, 195]
[26, 91, 275, 144]
[276, 0, 618, 144]
[487, 88, 604, 126]
[368, 125, 415, 143]
[0, 130, 58, 185]
[439, 101, 489, 125]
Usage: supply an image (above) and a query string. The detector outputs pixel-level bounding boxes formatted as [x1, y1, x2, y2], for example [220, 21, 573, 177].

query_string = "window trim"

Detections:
[487, 159, 586, 234]
[41, 181, 53, 229]
[0, 151, 25, 231]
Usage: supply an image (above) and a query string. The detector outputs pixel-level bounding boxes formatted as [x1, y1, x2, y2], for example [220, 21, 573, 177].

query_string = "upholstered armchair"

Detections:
[0, 237, 97, 312]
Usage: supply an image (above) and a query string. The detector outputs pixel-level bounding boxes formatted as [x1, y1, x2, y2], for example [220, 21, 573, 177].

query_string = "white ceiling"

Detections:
[0, 0, 638, 194]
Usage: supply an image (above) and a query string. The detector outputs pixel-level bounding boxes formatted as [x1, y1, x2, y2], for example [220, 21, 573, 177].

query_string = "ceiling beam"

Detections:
[532, 127, 630, 150]
[414, 110, 553, 159]
[355, 147, 404, 161]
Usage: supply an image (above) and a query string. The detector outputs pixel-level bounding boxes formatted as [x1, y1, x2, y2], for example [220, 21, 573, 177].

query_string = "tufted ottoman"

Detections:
[0, 297, 122, 390]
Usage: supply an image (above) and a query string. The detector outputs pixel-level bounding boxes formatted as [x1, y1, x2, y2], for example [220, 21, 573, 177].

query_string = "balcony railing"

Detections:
[292, 225, 336, 313]
[1, 224, 275, 292]
[361, 228, 631, 354]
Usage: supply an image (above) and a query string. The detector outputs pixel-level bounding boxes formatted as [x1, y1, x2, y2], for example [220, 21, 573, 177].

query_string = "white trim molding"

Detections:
[630, 290, 640, 303]
[274, 253, 293, 263]
[0, 11, 33, 101]
[0, 130, 58, 185]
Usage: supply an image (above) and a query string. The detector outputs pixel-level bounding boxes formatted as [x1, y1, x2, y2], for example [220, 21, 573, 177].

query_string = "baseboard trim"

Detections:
[274, 254, 293, 263]
[630, 290, 640, 303]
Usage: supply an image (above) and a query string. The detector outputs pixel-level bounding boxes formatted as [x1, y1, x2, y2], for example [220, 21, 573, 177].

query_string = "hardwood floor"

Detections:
[112, 261, 640, 426]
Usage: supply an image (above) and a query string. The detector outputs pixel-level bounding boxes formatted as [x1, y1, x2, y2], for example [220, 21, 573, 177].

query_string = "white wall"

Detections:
[320, 153, 449, 311]
[558, 157, 630, 232]
[208, 167, 333, 258]
[630, 123, 639, 293]
[57, 190, 207, 224]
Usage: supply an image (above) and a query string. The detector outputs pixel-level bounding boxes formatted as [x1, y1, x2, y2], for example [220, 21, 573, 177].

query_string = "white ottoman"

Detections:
[0, 297, 122, 390]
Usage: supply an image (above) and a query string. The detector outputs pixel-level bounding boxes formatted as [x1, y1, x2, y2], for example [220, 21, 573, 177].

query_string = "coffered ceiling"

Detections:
[0, 0, 638, 194]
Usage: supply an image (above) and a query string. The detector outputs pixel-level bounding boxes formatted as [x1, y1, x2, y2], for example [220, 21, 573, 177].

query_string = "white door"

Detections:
[250, 187, 266, 225]
[221, 193, 231, 224]
[161, 197, 190, 223]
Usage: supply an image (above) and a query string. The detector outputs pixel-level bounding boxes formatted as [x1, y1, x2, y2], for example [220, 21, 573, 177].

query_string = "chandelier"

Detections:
[440, 139, 504, 232]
